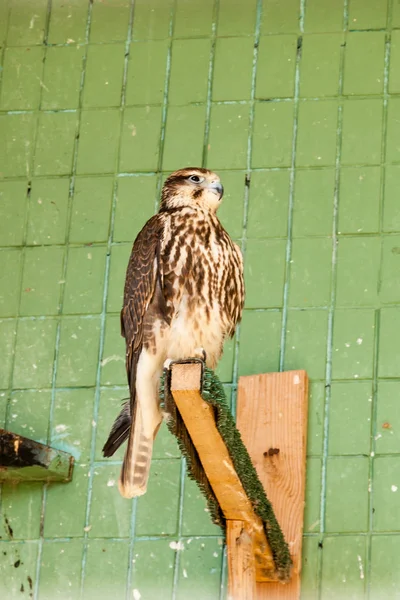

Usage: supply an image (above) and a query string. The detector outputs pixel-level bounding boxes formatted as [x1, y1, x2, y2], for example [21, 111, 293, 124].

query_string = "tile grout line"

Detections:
[3, 89, 400, 116]
[229, 1, 259, 417]
[39, 0, 66, 445]
[125, 494, 138, 600]
[221, 0, 264, 597]
[5, 90, 400, 119]
[5, 301, 400, 324]
[12, 374, 400, 396]
[366, 312, 381, 600]
[31, 0, 66, 596]
[154, 0, 175, 209]
[4, 529, 400, 546]
[0, 2, 11, 102]
[299, 0, 306, 31]
[2, 98, 43, 420]
[5, 159, 400, 184]
[366, 1, 393, 596]
[316, 0, 348, 596]
[1, 27, 399, 49]
[78, 0, 136, 597]
[0, 0, 23, 454]
[28, 0, 94, 596]
[0, 0, 32, 567]
[1, 0, 50, 580]
[201, 0, 219, 168]
[170, 457, 189, 600]
[0, 533, 225, 545]
[4, 230, 400, 252]
[230, 0, 263, 418]
[278, 1, 304, 372]
[6, 230, 400, 254]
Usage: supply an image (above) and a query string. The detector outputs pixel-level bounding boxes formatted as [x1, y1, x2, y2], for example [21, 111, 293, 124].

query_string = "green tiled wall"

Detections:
[0, 0, 399, 598]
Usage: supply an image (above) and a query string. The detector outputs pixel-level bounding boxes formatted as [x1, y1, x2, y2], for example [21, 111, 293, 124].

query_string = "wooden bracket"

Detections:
[237, 371, 309, 600]
[0, 429, 74, 483]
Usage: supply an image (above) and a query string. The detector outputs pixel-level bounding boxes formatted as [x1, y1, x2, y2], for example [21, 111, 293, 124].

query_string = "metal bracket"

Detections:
[0, 429, 74, 483]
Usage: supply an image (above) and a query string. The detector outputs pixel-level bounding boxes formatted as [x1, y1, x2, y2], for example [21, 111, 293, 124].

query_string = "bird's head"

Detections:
[160, 167, 224, 213]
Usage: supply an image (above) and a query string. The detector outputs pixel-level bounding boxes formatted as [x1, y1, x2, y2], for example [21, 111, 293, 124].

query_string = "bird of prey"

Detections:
[103, 167, 245, 498]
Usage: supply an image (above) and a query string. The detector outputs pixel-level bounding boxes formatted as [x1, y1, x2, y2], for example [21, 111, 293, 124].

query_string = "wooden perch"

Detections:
[170, 363, 277, 591]
[169, 363, 308, 600]
[0, 429, 74, 483]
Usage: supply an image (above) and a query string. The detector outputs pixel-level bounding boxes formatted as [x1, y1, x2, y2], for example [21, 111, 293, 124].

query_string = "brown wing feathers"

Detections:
[102, 215, 163, 457]
[102, 399, 130, 456]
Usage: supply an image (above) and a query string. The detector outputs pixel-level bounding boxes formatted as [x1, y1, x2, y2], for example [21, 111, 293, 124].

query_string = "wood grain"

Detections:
[170, 362, 202, 391]
[237, 370, 309, 600]
[227, 520, 257, 600]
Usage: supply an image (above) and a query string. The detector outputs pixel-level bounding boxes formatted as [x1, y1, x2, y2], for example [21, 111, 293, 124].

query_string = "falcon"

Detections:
[103, 167, 245, 498]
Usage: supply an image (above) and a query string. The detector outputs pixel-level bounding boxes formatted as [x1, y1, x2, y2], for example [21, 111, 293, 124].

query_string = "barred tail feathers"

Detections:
[118, 403, 153, 498]
[118, 348, 163, 498]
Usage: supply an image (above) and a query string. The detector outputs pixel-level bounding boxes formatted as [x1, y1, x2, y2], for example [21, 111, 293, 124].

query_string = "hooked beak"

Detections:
[208, 181, 224, 199]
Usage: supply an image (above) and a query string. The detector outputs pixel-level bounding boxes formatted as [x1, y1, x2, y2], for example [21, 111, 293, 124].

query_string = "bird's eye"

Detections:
[188, 175, 203, 183]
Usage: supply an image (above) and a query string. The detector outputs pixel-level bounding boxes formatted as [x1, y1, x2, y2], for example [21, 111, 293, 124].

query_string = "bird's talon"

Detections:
[194, 347, 207, 363]
[163, 358, 173, 370]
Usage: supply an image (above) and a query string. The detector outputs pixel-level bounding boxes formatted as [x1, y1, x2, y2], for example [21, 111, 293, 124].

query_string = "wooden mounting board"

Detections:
[236, 370, 309, 600]
[227, 520, 257, 600]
